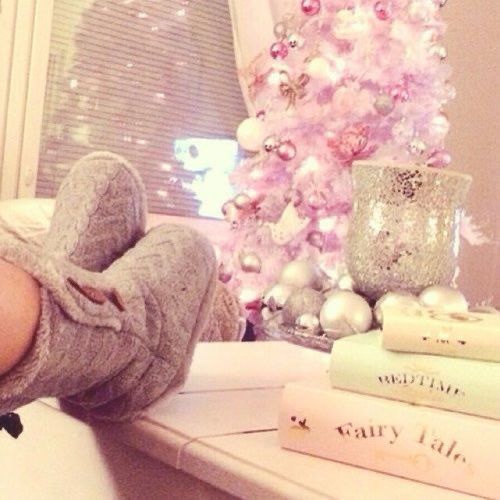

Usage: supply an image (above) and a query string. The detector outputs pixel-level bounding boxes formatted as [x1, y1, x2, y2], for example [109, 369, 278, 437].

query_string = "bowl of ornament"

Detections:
[260, 259, 471, 352]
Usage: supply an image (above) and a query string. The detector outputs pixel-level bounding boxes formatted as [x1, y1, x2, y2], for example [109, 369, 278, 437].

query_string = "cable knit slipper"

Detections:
[0, 224, 216, 422]
[44, 151, 147, 271]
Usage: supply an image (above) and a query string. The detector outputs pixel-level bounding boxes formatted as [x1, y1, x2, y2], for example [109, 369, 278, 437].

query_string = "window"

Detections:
[35, 0, 247, 217]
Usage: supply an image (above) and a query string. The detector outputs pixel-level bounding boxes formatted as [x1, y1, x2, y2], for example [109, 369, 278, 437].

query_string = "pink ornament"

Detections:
[374, 1, 392, 21]
[276, 140, 297, 161]
[427, 150, 452, 168]
[247, 190, 266, 206]
[218, 266, 232, 284]
[307, 230, 325, 249]
[301, 0, 321, 16]
[284, 188, 303, 207]
[270, 41, 289, 60]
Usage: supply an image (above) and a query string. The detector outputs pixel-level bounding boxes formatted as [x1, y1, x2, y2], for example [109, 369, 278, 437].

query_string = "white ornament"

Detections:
[374, 292, 420, 325]
[307, 57, 331, 80]
[320, 290, 372, 339]
[265, 203, 310, 246]
[408, 138, 427, 155]
[280, 259, 324, 290]
[236, 117, 266, 152]
[419, 285, 468, 312]
[429, 114, 450, 139]
[333, 8, 371, 40]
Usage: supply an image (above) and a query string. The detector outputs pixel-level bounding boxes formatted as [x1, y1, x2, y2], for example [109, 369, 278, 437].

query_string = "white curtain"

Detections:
[228, 0, 284, 114]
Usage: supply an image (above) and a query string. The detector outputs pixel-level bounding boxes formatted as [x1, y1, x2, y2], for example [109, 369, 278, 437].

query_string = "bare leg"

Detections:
[0, 258, 41, 376]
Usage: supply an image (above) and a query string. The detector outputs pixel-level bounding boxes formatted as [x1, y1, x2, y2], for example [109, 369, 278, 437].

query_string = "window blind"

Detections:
[36, 0, 247, 217]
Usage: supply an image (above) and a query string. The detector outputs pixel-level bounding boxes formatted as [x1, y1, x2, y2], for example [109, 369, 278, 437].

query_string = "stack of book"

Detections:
[278, 305, 500, 498]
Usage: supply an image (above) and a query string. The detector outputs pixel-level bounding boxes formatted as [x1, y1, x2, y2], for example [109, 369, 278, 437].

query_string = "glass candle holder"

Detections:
[346, 161, 472, 301]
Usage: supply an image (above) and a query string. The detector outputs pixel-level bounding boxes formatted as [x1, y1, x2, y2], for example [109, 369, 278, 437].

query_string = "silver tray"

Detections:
[261, 314, 334, 352]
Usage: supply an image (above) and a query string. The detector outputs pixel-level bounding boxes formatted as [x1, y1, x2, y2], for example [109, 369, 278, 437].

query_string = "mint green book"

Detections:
[329, 331, 500, 420]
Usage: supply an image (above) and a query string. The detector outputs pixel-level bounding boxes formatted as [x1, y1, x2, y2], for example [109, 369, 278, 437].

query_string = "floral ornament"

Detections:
[327, 124, 377, 163]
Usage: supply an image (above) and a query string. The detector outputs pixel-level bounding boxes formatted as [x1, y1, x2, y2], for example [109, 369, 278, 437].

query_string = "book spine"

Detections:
[279, 384, 500, 498]
[329, 337, 500, 420]
[381, 306, 500, 362]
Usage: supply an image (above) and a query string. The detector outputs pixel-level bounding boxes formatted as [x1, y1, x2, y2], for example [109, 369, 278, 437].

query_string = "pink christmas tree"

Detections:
[220, 0, 453, 319]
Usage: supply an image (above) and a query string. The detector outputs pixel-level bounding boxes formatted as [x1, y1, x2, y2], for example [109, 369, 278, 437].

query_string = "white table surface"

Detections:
[40, 341, 479, 499]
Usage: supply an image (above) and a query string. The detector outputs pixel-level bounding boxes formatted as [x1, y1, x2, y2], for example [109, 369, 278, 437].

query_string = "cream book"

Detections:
[382, 306, 500, 362]
[279, 379, 500, 499]
[329, 331, 500, 420]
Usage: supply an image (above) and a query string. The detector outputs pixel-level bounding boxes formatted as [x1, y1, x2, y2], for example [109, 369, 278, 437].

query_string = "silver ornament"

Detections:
[263, 283, 296, 311]
[221, 200, 240, 227]
[419, 285, 468, 312]
[374, 291, 420, 325]
[282, 288, 325, 326]
[273, 21, 288, 39]
[280, 259, 324, 290]
[239, 252, 262, 273]
[320, 290, 372, 339]
[337, 274, 354, 291]
[233, 193, 252, 210]
[261, 306, 275, 321]
[296, 313, 321, 336]
[374, 93, 394, 116]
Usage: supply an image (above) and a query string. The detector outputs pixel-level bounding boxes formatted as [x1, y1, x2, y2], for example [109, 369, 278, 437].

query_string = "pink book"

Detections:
[279, 378, 500, 498]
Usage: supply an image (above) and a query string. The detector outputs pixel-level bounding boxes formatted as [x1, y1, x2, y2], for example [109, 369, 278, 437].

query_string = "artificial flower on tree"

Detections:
[220, 0, 454, 325]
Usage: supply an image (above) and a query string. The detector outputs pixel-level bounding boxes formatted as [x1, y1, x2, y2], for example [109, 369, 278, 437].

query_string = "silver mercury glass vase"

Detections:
[346, 161, 472, 301]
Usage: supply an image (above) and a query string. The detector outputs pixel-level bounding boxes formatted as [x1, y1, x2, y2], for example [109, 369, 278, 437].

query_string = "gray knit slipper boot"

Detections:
[0, 224, 216, 422]
[44, 151, 147, 272]
[201, 282, 246, 342]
